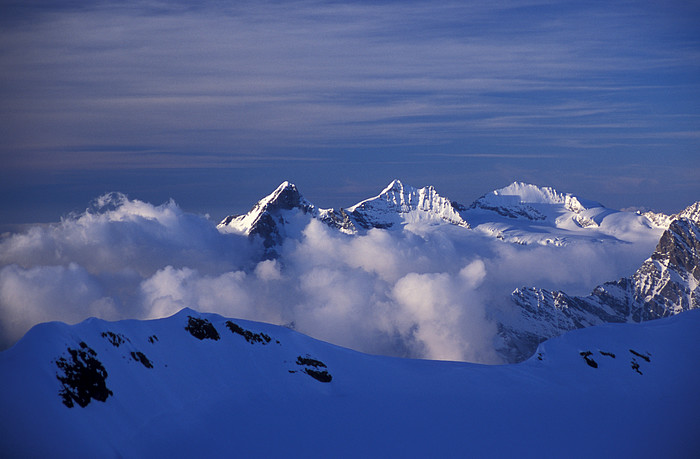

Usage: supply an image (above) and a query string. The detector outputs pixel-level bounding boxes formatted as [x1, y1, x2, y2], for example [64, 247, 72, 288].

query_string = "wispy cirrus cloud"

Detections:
[1, 0, 698, 169]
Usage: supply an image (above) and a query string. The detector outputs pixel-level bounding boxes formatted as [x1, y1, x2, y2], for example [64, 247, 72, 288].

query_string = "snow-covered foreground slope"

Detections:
[1, 309, 698, 458]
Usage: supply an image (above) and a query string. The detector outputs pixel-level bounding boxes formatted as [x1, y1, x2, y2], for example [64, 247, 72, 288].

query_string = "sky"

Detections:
[1, 0, 699, 225]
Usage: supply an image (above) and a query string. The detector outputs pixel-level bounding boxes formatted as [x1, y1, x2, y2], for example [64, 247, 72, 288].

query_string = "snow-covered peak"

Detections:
[467, 182, 605, 225]
[485, 182, 597, 213]
[347, 179, 470, 229]
[215, 179, 673, 250]
[461, 182, 665, 245]
[642, 211, 673, 229]
[351, 179, 416, 212]
[216, 181, 320, 255]
[217, 181, 313, 234]
[380, 178, 405, 195]
[257, 181, 313, 212]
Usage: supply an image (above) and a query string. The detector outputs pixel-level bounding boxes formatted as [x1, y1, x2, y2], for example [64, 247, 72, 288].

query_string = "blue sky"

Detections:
[1, 0, 699, 225]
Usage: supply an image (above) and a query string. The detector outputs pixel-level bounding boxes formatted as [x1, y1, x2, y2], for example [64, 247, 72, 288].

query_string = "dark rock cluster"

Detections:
[55, 342, 112, 408]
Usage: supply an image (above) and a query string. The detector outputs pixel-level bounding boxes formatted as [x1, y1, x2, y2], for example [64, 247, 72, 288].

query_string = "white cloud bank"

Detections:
[0, 194, 659, 363]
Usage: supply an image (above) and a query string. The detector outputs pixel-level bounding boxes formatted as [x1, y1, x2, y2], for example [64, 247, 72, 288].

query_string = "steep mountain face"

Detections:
[1, 308, 698, 457]
[218, 181, 313, 244]
[346, 179, 470, 229]
[677, 201, 700, 223]
[635, 217, 700, 316]
[504, 210, 700, 362]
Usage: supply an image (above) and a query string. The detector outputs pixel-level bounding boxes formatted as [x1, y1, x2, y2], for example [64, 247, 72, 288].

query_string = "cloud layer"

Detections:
[0, 194, 661, 363]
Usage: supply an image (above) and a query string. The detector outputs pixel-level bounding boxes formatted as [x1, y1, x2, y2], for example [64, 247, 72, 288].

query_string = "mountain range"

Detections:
[218, 179, 669, 249]
[217, 180, 680, 255]
[218, 179, 699, 361]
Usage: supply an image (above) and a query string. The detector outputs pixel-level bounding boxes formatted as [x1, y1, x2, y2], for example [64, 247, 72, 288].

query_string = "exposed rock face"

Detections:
[642, 201, 700, 229]
[637, 218, 700, 317]
[55, 342, 113, 408]
[505, 212, 700, 362]
[676, 201, 700, 223]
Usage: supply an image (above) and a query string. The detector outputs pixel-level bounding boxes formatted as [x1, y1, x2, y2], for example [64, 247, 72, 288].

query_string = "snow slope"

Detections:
[1, 308, 699, 458]
[463, 181, 661, 246]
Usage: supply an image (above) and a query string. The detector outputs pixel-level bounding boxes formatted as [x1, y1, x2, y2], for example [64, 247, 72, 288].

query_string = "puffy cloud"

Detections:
[254, 260, 282, 281]
[0, 193, 254, 277]
[140, 267, 253, 320]
[0, 263, 116, 348]
[391, 261, 497, 362]
[0, 194, 660, 363]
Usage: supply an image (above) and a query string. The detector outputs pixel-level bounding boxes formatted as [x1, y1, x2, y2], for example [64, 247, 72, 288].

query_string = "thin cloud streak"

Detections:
[432, 153, 563, 159]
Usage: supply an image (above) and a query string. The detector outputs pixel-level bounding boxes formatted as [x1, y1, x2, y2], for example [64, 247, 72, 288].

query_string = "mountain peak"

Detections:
[259, 181, 307, 211]
[508, 215, 700, 360]
[347, 180, 469, 229]
[642, 201, 700, 229]
[380, 179, 406, 194]
[217, 181, 315, 252]
[676, 201, 700, 224]
[494, 182, 595, 210]
[470, 182, 602, 221]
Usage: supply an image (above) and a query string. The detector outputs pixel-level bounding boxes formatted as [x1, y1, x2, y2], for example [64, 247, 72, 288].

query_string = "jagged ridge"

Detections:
[346, 179, 470, 229]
